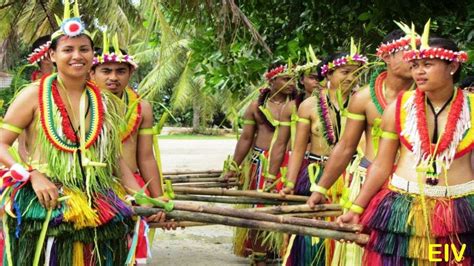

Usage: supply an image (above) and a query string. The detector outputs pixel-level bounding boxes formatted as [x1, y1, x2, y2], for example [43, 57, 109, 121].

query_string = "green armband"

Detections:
[285, 180, 295, 189]
[0, 121, 23, 134]
[242, 119, 256, 125]
[349, 204, 365, 214]
[297, 117, 310, 124]
[381, 131, 398, 140]
[312, 185, 328, 196]
[138, 127, 155, 135]
[346, 112, 365, 121]
[278, 121, 291, 126]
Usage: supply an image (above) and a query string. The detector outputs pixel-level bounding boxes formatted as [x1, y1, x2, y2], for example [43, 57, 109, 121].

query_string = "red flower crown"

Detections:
[376, 36, 420, 58]
[403, 48, 468, 63]
[27, 41, 51, 64]
[264, 65, 287, 81]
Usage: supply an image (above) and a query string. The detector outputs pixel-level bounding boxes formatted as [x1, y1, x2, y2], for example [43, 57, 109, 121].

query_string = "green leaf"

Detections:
[358, 12, 371, 21]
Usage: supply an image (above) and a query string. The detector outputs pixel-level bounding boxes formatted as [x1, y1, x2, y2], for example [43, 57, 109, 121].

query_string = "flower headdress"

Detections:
[403, 19, 468, 63]
[92, 31, 138, 69]
[27, 40, 51, 64]
[51, 0, 92, 42]
[295, 45, 321, 75]
[320, 38, 368, 77]
[376, 21, 421, 59]
[264, 60, 296, 81]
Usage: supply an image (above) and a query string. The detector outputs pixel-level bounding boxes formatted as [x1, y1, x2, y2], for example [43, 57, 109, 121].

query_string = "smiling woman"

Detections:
[0, 1, 144, 265]
[49, 35, 94, 80]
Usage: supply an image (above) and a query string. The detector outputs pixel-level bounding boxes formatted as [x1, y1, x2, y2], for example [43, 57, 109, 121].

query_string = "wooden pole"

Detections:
[166, 177, 236, 183]
[149, 221, 207, 228]
[242, 204, 341, 214]
[279, 211, 342, 218]
[135, 202, 360, 233]
[173, 194, 301, 205]
[163, 170, 222, 176]
[172, 182, 238, 188]
[173, 187, 309, 202]
[134, 207, 368, 244]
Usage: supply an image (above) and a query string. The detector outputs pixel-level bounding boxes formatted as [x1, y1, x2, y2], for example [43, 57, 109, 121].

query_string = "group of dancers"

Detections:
[224, 21, 473, 266]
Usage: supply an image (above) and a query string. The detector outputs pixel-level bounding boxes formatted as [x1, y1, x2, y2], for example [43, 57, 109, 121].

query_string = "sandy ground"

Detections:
[150, 138, 249, 265]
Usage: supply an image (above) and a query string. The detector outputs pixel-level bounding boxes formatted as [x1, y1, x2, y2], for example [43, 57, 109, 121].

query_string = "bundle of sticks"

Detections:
[163, 170, 236, 188]
[136, 202, 368, 245]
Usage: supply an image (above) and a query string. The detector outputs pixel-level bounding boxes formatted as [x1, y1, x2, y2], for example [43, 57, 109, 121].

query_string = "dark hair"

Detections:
[31, 35, 51, 52]
[460, 76, 474, 89]
[49, 34, 94, 51]
[91, 47, 131, 71]
[94, 47, 128, 56]
[428, 37, 462, 83]
[299, 59, 325, 82]
[381, 29, 406, 44]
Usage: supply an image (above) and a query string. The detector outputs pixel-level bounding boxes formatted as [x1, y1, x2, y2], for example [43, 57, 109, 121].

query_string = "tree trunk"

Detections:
[192, 98, 200, 131]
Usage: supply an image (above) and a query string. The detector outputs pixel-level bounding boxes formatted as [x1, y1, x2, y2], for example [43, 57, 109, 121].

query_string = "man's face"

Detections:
[270, 74, 296, 95]
[90, 62, 132, 96]
[300, 72, 322, 95]
[385, 50, 412, 80]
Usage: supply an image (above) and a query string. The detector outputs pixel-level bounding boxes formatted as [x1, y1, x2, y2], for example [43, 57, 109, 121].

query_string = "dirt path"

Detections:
[150, 138, 248, 265]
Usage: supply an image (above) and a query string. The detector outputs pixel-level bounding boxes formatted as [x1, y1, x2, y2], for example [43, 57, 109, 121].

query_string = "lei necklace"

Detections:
[316, 90, 337, 145]
[121, 87, 142, 142]
[369, 70, 387, 115]
[39, 73, 104, 152]
[397, 88, 472, 185]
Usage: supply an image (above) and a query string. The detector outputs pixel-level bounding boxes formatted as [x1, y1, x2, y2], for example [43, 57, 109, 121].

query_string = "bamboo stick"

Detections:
[134, 207, 368, 244]
[173, 187, 309, 202]
[173, 194, 300, 205]
[171, 202, 359, 232]
[135, 202, 360, 232]
[149, 221, 207, 228]
[163, 170, 222, 176]
[172, 182, 238, 188]
[167, 177, 236, 183]
[242, 204, 341, 214]
[279, 211, 342, 218]
[164, 174, 222, 180]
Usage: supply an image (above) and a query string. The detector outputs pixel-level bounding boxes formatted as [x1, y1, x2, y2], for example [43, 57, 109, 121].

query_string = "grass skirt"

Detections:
[361, 185, 474, 266]
[233, 147, 284, 259]
[285, 157, 328, 266]
[3, 184, 134, 265]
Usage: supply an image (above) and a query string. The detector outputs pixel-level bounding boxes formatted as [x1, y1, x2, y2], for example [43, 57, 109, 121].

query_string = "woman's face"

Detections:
[410, 58, 457, 92]
[50, 35, 93, 79]
[327, 65, 359, 91]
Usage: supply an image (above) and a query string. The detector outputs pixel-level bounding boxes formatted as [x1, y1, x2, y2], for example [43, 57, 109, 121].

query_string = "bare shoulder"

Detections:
[348, 85, 371, 114]
[9, 83, 40, 110]
[298, 96, 316, 117]
[140, 99, 153, 116]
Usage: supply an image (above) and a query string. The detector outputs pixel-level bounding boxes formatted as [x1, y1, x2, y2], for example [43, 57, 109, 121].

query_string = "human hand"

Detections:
[30, 170, 59, 209]
[306, 191, 327, 208]
[279, 186, 294, 197]
[335, 211, 360, 226]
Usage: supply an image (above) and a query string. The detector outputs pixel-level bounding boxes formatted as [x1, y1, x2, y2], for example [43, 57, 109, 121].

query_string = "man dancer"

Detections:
[91, 38, 169, 264]
[223, 62, 296, 265]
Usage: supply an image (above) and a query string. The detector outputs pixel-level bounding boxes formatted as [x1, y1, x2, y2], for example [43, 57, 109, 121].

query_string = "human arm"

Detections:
[336, 102, 399, 224]
[137, 100, 162, 198]
[307, 91, 367, 207]
[280, 99, 312, 195]
[0, 86, 59, 209]
[223, 102, 257, 179]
